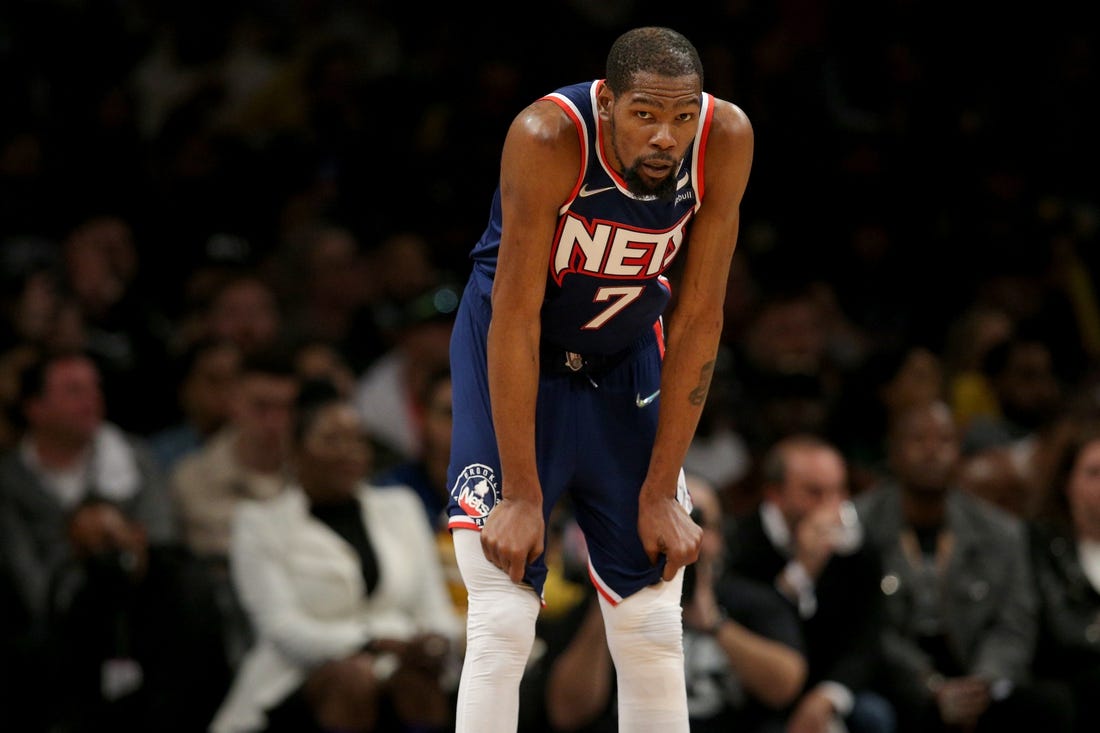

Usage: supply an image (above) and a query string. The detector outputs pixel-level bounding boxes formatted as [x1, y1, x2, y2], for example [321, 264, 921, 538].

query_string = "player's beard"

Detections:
[622, 157, 679, 201]
[609, 121, 681, 201]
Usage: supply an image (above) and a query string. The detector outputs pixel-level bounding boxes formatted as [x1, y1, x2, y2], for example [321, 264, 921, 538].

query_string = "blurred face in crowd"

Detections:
[63, 215, 137, 317]
[27, 355, 105, 447]
[880, 346, 943, 416]
[206, 276, 280, 355]
[182, 341, 241, 434]
[1067, 437, 1100, 541]
[995, 340, 1062, 430]
[768, 441, 848, 531]
[295, 402, 371, 502]
[231, 371, 298, 458]
[889, 401, 960, 496]
[744, 295, 827, 375]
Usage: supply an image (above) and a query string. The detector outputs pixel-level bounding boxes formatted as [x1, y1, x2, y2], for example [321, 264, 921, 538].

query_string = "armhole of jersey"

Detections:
[692, 93, 716, 210]
[541, 92, 588, 214]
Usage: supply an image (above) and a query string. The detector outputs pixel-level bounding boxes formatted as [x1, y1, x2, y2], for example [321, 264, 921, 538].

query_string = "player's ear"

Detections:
[596, 87, 614, 120]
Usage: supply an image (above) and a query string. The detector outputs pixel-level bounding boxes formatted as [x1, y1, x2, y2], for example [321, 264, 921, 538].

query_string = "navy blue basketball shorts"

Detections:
[447, 272, 690, 605]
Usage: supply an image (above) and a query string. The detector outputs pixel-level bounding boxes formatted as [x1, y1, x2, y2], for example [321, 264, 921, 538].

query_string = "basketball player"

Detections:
[447, 26, 754, 732]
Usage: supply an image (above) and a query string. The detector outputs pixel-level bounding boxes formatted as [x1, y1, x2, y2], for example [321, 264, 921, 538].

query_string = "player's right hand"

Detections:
[481, 497, 545, 583]
[639, 494, 702, 581]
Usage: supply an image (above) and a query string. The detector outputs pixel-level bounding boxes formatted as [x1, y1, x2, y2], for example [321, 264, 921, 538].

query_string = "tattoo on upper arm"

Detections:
[688, 360, 715, 406]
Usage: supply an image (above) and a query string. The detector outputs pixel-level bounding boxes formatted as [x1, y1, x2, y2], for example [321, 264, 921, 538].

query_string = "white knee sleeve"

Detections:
[452, 529, 541, 733]
[600, 571, 689, 733]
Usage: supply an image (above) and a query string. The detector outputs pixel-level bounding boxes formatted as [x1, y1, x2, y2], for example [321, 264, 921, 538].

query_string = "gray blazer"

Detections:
[0, 427, 177, 621]
[854, 483, 1037, 709]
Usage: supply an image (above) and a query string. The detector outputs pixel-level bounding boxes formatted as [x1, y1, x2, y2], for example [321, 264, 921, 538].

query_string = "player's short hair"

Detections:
[605, 26, 703, 95]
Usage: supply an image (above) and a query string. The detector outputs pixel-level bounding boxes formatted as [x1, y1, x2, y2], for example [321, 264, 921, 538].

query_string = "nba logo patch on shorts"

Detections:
[450, 463, 499, 529]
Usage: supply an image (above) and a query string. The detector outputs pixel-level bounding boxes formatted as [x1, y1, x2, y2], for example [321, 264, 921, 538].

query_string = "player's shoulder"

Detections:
[699, 95, 753, 189]
[707, 95, 753, 143]
[508, 95, 582, 150]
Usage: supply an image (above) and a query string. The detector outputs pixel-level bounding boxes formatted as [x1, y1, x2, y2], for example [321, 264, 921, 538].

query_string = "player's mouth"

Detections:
[640, 159, 675, 179]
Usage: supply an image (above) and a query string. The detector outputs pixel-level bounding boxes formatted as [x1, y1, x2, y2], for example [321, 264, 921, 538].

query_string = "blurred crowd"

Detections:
[2, 0, 1099, 731]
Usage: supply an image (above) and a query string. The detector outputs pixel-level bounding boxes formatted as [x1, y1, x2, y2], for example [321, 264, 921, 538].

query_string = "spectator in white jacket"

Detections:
[211, 378, 464, 733]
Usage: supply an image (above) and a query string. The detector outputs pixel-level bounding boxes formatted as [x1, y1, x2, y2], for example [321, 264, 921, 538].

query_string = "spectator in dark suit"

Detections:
[0, 347, 228, 731]
[724, 433, 895, 733]
[855, 400, 1072, 733]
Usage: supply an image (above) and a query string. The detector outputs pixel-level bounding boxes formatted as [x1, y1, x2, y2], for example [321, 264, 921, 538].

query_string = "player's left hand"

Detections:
[638, 495, 702, 581]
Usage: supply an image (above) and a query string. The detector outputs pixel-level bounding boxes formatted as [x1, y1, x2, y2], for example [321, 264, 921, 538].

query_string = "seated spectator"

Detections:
[855, 401, 1072, 733]
[1028, 421, 1100, 732]
[169, 346, 299, 668]
[210, 378, 463, 733]
[0, 348, 177, 618]
[0, 347, 181, 729]
[725, 434, 895, 733]
[682, 474, 807, 733]
[171, 345, 298, 558]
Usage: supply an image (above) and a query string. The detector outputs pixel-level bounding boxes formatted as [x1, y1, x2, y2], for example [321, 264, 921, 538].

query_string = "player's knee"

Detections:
[465, 584, 539, 672]
[601, 586, 684, 668]
[467, 594, 537, 645]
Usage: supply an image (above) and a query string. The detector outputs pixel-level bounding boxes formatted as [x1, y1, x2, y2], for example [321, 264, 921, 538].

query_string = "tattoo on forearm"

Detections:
[688, 360, 715, 406]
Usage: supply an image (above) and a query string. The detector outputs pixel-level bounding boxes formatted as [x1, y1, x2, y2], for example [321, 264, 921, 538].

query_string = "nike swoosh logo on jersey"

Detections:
[635, 389, 660, 408]
[676, 173, 690, 189]
[578, 183, 616, 197]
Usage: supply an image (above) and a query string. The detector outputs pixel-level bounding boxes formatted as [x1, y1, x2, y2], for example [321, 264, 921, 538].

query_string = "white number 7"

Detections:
[582, 285, 644, 330]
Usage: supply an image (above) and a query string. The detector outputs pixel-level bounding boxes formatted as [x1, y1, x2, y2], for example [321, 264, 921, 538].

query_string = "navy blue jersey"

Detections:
[468, 80, 714, 355]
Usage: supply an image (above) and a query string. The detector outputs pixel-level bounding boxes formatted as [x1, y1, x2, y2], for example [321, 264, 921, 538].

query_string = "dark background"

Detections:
[2, 0, 1097, 395]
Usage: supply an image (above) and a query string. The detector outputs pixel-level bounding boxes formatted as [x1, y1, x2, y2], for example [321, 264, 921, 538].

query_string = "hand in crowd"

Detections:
[792, 500, 854, 579]
[786, 687, 838, 733]
[65, 501, 149, 579]
[932, 675, 991, 729]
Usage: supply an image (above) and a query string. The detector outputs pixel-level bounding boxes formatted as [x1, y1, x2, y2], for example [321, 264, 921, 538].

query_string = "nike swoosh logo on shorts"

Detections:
[635, 389, 660, 408]
[578, 183, 616, 197]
